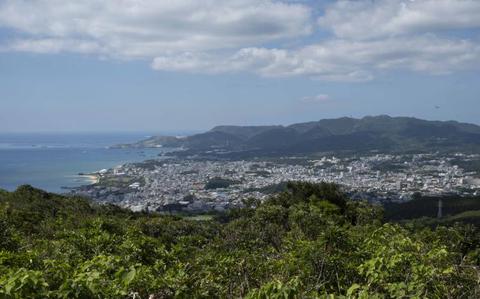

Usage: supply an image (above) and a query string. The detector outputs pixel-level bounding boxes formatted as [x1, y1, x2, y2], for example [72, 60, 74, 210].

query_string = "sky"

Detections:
[0, 0, 480, 133]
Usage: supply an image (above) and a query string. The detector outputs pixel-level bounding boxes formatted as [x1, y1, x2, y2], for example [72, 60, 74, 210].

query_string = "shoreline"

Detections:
[78, 174, 99, 184]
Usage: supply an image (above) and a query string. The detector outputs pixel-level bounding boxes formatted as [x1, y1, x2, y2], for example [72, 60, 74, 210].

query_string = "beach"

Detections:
[79, 174, 100, 184]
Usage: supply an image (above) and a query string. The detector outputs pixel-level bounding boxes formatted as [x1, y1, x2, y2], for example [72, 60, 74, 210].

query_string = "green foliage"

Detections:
[0, 183, 479, 298]
[204, 177, 238, 190]
[384, 194, 480, 221]
[0, 268, 49, 298]
[268, 181, 347, 212]
[0, 218, 20, 251]
[246, 277, 303, 299]
[353, 224, 455, 297]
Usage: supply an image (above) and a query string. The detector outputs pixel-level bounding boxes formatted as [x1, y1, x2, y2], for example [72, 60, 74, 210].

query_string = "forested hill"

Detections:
[1, 183, 480, 298]
[115, 115, 480, 155]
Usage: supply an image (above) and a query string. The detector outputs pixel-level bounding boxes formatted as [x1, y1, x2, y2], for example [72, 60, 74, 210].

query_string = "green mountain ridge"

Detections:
[114, 115, 480, 155]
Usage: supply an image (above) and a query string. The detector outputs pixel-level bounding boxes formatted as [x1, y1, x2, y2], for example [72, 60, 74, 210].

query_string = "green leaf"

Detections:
[122, 268, 136, 286]
[347, 283, 361, 296]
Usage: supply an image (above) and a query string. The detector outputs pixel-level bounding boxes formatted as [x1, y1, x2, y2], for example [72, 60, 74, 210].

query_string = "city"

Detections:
[71, 152, 480, 213]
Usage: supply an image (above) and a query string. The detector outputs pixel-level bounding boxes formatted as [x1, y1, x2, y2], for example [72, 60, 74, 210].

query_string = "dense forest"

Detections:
[1, 183, 480, 298]
[385, 194, 480, 223]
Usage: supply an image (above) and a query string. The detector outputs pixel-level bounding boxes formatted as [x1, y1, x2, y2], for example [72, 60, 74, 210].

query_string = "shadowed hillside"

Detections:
[115, 116, 480, 155]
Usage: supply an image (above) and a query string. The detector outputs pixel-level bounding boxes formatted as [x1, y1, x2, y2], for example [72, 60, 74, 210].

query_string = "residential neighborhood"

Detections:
[71, 152, 480, 213]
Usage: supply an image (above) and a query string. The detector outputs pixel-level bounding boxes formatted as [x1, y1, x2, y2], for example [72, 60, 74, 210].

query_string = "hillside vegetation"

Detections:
[385, 195, 480, 221]
[1, 183, 480, 298]
[117, 116, 480, 156]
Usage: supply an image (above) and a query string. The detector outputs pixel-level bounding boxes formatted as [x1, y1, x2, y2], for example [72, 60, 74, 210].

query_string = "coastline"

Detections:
[0, 133, 168, 193]
[78, 174, 99, 184]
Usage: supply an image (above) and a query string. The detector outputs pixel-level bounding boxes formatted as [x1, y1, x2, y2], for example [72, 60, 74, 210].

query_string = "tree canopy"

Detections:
[0, 183, 479, 298]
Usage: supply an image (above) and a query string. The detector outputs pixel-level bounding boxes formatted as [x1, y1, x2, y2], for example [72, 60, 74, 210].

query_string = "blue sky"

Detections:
[0, 0, 479, 132]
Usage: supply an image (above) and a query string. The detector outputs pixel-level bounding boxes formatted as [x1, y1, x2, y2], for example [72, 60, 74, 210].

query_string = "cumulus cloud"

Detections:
[0, 0, 311, 58]
[318, 0, 480, 40]
[1, 0, 480, 81]
[152, 35, 480, 81]
[151, 48, 301, 76]
[149, 0, 480, 80]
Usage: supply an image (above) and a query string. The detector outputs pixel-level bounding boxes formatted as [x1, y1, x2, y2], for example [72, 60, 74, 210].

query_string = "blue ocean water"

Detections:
[0, 133, 169, 193]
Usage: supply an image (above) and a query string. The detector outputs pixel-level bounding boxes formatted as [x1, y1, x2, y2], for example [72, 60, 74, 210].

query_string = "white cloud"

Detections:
[152, 35, 480, 80]
[147, 0, 480, 80]
[151, 47, 301, 76]
[318, 0, 480, 40]
[1, 0, 480, 81]
[3, 38, 105, 54]
[0, 0, 311, 58]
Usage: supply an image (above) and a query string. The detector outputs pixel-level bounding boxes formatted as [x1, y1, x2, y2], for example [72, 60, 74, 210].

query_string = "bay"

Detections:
[0, 132, 171, 193]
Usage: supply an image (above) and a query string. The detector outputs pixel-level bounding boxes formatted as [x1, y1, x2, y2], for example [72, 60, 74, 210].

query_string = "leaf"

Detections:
[347, 283, 361, 296]
[122, 268, 136, 286]
[442, 267, 454, 275]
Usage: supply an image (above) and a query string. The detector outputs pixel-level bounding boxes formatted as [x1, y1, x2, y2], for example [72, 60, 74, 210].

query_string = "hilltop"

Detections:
[114, 116, 480, 156]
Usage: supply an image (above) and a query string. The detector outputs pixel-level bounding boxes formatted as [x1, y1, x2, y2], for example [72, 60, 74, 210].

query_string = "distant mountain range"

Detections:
[113, 116, 480, 155]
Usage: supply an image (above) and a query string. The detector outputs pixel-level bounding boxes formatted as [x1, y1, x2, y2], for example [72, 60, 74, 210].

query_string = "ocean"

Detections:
[0, 132, 171, 193]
